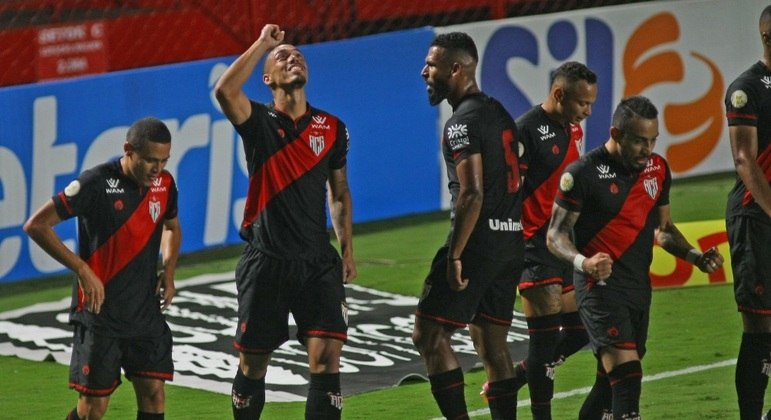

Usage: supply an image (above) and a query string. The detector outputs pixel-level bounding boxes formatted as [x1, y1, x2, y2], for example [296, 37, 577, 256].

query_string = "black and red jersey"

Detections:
[235, 101, 348, 260]
[517, 105, 582, 265]
[555, 147, 670, 307]
[443, 92, 524, 261]
[53, 159, 178, 337]
[725, 61, 771, 218]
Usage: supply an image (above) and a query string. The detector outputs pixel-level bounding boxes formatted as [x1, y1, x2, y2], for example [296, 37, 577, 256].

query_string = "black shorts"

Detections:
[416, 246, 522, 328]
[578, 289, 649, 358]
[727, 215, 771, 315]
[234, 245, 347, 353]
[69, 322, 174, 396]
[518, 258, 575, 293]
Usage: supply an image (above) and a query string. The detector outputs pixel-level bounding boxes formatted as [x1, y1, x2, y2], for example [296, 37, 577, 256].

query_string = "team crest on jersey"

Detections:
[559, 172, 574, 192]
[731, 89, 748, 108]
[643, 177, 659, 200]
[149, 198, 161, 223]
[762, 76, 771, 89]
[105, 178, 124, 194]
[310, 135, 325, 156]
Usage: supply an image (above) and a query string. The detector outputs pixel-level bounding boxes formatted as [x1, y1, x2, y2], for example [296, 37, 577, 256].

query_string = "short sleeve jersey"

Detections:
[555, 147, 671, 307]
[235, 101, 349, 260]
[443, 92, 525, 261]
[52, 160, 178, 337]
[517, 105, 582, 265]
[725, 61, 771, 218]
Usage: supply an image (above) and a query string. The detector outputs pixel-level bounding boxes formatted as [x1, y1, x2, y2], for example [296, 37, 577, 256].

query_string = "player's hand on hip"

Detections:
[695, 246, 724, 273]
[447, 259, 469, 291]
[586, 252, 613, 281]
[77, 266, 104, 314]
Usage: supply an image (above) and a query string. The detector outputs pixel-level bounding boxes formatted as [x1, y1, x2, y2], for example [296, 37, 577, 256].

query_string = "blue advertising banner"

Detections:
[0, 28, 440, 283]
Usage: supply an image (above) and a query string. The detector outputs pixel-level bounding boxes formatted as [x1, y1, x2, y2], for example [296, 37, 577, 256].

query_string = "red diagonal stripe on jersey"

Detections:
[743, 145, 771, 206]
[582, 166, 664, 260]
[522, 138, 580, 240]
[84, 176, 169, 297]
[242, 119, 338, 228]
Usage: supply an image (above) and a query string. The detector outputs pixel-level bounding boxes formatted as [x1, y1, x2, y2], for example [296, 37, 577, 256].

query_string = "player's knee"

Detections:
[80, 398, 109, 420]
[239, 353, 270, 379]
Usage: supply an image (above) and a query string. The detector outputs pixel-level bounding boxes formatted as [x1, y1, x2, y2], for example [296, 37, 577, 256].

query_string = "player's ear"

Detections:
[123, 142, 132, 154]
[553, 85, 565, 104]
[610, 126, 623, 141]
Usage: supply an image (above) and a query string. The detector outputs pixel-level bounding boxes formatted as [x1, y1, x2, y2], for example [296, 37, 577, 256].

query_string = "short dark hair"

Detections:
[127, 117, 171, 150]
[761, 5, 771, 27]
[551, 61, 597, 86]
[430, 32, 478, 63]
[612, 96, 658, 132]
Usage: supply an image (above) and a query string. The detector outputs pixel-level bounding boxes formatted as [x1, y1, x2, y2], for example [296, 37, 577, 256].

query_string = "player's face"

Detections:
[560, 80, 597, 125]
[126, 141, 171, 187]
[264, 44, 307, 89]
[617, 117, 658, 172]
[422, 46, 452, 106]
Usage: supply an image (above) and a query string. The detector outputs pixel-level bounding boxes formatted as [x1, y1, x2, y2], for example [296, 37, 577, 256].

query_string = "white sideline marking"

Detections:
[444, 358, 737, 419]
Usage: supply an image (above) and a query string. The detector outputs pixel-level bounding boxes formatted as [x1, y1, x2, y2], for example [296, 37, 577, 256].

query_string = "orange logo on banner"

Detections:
[623, 12, 724, 174]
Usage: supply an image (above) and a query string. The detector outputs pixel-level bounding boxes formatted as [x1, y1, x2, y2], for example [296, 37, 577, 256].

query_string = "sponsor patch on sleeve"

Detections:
[559, 172, 574, 192]
[730, 89, 748, 109]
[64, 180, 81, 197]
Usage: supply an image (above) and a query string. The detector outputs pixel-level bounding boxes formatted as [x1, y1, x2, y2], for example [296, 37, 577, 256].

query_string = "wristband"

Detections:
[449, 256, 462, 261]
[573, 254, 587, 273]
[685, 249, 701, 265]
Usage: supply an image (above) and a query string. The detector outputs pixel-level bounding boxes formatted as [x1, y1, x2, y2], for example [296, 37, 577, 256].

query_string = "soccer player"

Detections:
[24, 117, 181, 420]
[724, 5, 771, 419]
[546, 96, 724, 419]
[515, 61, 597, 419]
[214, 24, 356, 419]
[412, 32, 525, 420]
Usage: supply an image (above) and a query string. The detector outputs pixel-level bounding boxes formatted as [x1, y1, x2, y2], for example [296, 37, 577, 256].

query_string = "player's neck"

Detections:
[448, 82, 480, 109]
[273, 89, 307, 120]
[541, 101, 568, 127]
[762, 56, 771, 70]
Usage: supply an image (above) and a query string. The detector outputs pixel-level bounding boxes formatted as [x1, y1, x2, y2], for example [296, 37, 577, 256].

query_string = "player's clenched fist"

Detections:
[259, 24, 285, 46]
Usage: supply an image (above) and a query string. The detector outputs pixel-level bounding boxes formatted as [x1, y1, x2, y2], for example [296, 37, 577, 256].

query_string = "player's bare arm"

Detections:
[214, 24, 285, 125]
[328, 166, 357, 283]
[447, 153, 483, 291]
[654, 204, 724, 273]
[729, 125, 771, 218]
[157, 216, 181, 310]
[546, 203, 612, 280]
[23, 199, 105, 314]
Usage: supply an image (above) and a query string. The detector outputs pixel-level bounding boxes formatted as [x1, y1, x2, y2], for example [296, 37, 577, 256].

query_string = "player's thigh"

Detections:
[70, 324, 123, 396]
[235, 250, 293, 351]
[519, 262, 569, 316]
[579, 293, 646, 358]
[121, 323, 174, 382]
[292, 257, 347, 344]
[728, 216, 771, 318]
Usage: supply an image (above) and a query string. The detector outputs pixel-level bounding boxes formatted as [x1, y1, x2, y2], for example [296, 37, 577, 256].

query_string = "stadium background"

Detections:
[0, 1, 760, 415]
[0, 0, 757, 284]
